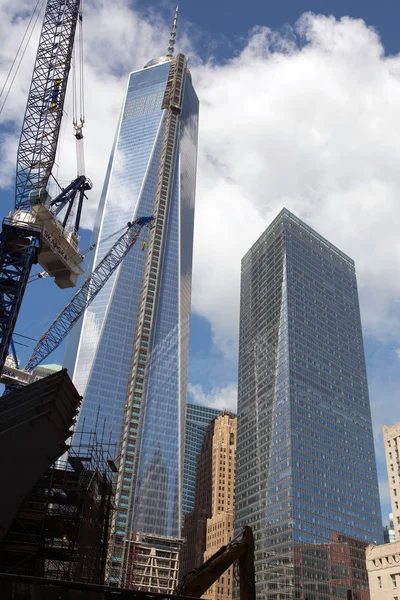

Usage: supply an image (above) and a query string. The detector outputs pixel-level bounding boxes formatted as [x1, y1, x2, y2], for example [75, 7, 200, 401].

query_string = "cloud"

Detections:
[0, 0, 192, 224]
[188, 382, 237, 412]
[3, 5, 400, 372]
[191, 14, 400, 357]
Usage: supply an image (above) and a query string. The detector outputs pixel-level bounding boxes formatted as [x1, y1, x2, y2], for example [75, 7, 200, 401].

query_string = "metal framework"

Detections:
[0, 430, 115, 584]
[0, 222, 40, 373]
[126, 534, 183, 593]
[16, 0, 81, 210]
[50, 174, 93, 231]
[25, 217, 153, 372]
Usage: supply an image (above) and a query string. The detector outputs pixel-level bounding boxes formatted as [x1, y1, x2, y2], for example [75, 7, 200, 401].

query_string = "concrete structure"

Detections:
[183, 404, 220, 521]
[366, 541, 400, 600]
[64, 44, 199, 588]
[383, 423, 400, 541]
[124, 533, 184, 593]
[0, 369, 81, 544]
[235, 209, 383, 599]
[203, 414, 237, 600]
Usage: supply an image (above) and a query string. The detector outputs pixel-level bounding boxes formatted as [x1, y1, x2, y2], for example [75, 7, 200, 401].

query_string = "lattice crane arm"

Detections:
[16, 0, 82, 210]
[25, 216, 154, 372]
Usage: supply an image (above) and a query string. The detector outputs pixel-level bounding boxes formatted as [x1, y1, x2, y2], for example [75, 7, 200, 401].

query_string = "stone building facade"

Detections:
[366, 541, 400, 600]
[203, 414, 237, 600]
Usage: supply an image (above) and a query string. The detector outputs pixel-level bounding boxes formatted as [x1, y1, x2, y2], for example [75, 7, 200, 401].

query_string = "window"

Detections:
[378, 576, 382, 588]
[391, 574, 397, 588]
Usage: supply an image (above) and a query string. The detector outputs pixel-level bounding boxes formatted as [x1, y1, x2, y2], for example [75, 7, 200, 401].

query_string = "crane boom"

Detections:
[16, 0, 81, 210]
[24, 216, 154, 372]
[176, 526, 256, 600]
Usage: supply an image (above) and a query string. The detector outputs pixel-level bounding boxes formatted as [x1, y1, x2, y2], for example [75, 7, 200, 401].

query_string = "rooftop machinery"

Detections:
[0, 0, 91, 373]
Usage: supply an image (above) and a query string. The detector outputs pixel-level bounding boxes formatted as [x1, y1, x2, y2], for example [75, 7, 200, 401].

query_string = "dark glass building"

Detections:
[183, 403, 221, 520]
[64, 51, 199, 586]
[235, 208, 382, 600]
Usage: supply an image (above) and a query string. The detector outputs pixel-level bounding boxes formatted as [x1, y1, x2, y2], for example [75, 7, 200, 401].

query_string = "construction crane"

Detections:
[1, 217, 154, 388]
[176, 526, 256, 600]
[0, 0, 91, 374]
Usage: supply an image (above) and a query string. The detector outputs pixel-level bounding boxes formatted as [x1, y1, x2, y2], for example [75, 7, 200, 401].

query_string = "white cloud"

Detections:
[191, 14, 400, 356]
[188, 382, 237, 412]
[2, 5, 400, 366]
[396, 349, 400, 361]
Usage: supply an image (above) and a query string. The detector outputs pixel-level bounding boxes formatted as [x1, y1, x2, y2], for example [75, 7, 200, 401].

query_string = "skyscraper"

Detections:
[183, 403, 221, 520]
[64, 18, 199, 586]
[235, 208, 383, 600]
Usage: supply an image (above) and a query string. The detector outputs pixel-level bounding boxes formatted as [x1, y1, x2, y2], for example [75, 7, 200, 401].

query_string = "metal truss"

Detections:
[15, 0, 81, 210]
[25, 217, 153, 372]
[0, 222, 40, 373]
[50, 174, 93, 231]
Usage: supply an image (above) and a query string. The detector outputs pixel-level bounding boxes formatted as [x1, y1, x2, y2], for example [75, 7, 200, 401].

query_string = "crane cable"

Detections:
[72, 2, 85, 132]
[0, 0, 46, 116]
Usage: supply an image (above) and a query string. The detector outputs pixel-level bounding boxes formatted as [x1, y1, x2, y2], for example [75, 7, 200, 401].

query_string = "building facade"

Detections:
[235, 208, 383, 600]
[183, 404, 221, 520]
[64, 51, 199, 587]
[366, 541, 400, 600]
[383, 423, 400, 541]
[203, 414, 237, 600]
[180, 416, 216, 579]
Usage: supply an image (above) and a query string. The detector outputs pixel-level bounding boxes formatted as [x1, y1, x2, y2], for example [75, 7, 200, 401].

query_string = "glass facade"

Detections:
[235, 209, 383, 600]
[183, 403, 221, 520]
[64, 54, 199, 564]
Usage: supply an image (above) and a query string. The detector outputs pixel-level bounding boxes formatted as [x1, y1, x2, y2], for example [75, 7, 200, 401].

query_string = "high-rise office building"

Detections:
[235, 208, 383, 600]
[183, 404, 221, 520]
[383, 423, 400, 541]
[64, 17, 199, 587]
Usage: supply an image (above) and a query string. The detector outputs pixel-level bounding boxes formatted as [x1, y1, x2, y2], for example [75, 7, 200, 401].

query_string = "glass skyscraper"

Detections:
[64, 51, 199, 585]
[235, 209, 383, 600]
[183, 403, 221, 520]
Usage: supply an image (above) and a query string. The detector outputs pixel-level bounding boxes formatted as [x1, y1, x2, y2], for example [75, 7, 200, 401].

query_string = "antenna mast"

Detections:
[167, 6, 179, 57]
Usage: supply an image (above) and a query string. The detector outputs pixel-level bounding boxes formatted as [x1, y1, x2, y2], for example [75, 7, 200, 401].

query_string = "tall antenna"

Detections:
[167, 6, 179, 57]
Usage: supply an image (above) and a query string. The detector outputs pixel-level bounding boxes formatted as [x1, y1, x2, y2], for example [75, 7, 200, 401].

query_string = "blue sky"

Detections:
[1, 0, 400, 524]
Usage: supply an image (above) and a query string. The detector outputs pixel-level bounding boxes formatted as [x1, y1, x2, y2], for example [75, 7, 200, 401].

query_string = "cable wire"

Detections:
[0, 0, 46, 116]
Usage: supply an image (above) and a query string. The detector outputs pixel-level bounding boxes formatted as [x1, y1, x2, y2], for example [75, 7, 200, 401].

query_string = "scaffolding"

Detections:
[0, 430, 116, 584]
[125, 534, 184, 593]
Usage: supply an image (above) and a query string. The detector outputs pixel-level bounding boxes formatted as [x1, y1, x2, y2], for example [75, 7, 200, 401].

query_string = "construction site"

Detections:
[0, 0, 257, 598]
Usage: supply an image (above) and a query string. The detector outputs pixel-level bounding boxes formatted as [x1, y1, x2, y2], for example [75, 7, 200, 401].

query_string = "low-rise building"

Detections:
[366, 541, 400, 600]
[383, 423, 400, 541]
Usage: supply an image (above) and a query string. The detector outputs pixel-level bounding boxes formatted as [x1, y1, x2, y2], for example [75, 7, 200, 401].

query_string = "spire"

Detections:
[167, 6, 179, 57]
